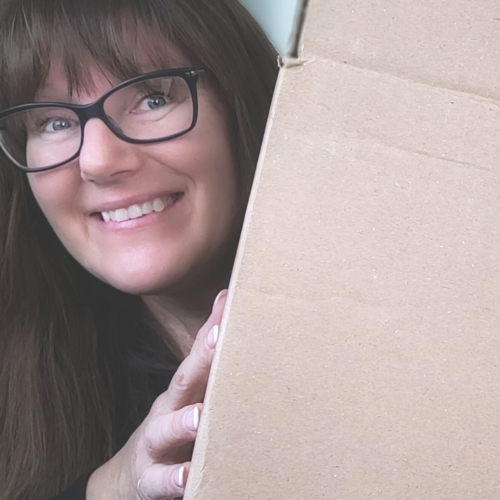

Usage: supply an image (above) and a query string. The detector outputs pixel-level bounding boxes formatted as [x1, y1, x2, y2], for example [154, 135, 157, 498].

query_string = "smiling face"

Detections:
[27, 60, 241, 296]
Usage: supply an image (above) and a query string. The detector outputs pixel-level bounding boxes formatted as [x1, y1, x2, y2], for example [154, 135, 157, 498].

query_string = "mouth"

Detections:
[95, 193, 184, 223]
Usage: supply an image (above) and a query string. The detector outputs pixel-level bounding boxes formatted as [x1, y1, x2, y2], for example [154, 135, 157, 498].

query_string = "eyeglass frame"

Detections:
[0, 67, 206, 172]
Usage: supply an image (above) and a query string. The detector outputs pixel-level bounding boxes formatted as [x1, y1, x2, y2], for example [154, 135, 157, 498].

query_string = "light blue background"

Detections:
[239, 0, 303, 55]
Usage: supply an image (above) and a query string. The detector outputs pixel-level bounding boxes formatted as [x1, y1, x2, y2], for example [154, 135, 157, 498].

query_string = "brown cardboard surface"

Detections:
[186, 1, 500, 498]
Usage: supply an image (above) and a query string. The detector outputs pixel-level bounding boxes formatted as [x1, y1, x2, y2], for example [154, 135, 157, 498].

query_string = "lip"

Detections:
[90, 190, 183, 214]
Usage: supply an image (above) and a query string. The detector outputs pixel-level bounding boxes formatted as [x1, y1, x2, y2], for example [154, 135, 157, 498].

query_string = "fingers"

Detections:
[163, 290, 227, 412]
[144, 404, 201, 461]
[134, 293, 227, 499]
[138, 462, 190, 500]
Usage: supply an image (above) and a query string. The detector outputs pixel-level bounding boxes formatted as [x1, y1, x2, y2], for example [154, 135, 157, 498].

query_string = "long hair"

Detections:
[0, 1, 278, 498]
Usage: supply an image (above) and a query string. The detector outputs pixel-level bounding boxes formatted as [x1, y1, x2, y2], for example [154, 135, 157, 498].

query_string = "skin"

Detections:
[88, 292, 227, 499]
[28, 59, 242, 498]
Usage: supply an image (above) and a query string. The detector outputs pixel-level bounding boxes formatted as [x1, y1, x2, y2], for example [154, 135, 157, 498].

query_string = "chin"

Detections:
[81, 243, 196, 295]
[94, 266, 182, 296]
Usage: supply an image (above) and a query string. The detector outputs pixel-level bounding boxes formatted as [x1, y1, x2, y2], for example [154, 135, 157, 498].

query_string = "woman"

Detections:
[0, 0, 277, 498]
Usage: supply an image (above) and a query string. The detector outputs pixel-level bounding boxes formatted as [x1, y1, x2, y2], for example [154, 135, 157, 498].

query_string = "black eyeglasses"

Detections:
[0, 67, 206, 172]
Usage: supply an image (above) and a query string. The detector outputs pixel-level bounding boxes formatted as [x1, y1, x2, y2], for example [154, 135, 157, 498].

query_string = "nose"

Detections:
[78, 118, 141, 184]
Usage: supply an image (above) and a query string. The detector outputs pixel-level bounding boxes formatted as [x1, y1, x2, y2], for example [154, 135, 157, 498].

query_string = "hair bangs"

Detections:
[0, 0, 185, 107]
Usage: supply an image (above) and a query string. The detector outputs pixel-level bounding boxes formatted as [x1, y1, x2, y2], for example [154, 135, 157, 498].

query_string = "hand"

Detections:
[87, 290, 227, 500]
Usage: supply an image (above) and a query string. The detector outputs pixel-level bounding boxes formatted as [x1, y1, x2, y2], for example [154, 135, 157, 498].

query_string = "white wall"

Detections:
[239, 0, 303, 55]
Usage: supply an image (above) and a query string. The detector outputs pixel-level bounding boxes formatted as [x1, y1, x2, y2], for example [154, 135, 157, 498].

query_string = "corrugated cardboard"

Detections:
[186, 0, 500, 498]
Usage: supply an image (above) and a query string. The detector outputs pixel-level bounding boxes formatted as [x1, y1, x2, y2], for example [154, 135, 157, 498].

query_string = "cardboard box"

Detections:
[187, 0, 500, 498]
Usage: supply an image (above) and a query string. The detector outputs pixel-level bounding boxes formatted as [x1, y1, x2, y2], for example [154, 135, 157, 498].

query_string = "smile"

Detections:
[100, 193, 182, 223]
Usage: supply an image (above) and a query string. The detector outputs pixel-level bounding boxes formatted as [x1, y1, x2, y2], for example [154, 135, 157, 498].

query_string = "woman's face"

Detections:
[27, 60, 240, 295]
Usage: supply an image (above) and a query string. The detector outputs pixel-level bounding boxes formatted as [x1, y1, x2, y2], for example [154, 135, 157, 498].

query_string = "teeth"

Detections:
[128, 204, 142, 219]
[142, 201, 153, 215]
[153, 198, 165, 212]
[115, 208, 129, 222]
[101, 195, 177, 223]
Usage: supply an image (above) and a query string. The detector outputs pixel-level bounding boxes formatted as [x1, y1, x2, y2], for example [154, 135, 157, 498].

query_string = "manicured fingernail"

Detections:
[207, 325, 219, 349]
[212, 289, 228, 311]
[175, 466, 186, 488]
[186, 407, 200, 431]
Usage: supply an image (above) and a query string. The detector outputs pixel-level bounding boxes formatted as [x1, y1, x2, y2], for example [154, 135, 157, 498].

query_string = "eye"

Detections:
[33, 116, 77, 134]
[139, 95, 170, 111]
[132, 77, 175, 113]
[44, 119, 73, 132]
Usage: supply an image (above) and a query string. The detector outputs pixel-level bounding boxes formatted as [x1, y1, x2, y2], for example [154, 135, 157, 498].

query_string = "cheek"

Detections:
[150, 101, 239, 217]
[188, 101, 238, 197]
[27, 168, 82, 237]
[191, 137, 239, 235]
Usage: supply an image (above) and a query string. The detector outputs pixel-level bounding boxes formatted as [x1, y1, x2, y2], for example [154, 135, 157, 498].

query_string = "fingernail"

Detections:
[186, 406, 200, 431]
[207, 324, 219, 349]
[175, 466, 186, 488]
[212, 289, 228, 312]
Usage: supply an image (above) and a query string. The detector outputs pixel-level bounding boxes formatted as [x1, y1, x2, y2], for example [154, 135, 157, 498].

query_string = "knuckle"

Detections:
[150, 391, 168, 413]
[193, 342, 211, 367]
[167, 410, 190, 443]
[171, 364, 192, 393]
[142, 420, 158, 455]
[142, 411, 192, 457]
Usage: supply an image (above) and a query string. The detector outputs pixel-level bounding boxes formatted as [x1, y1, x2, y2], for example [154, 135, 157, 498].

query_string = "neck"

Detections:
[142, 246, 236, 360]
[142, 283, 224, 359]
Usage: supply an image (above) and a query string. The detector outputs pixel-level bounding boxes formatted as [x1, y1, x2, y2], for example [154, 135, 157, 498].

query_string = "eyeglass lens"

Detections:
[0, 75, 194, 170]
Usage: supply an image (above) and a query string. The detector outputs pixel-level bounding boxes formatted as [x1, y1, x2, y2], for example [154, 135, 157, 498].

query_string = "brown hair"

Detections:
[0, 1, 277, 498]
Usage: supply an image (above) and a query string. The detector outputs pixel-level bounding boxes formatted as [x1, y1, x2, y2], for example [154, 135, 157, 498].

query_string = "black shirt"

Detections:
[53, 321, 178, 499]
